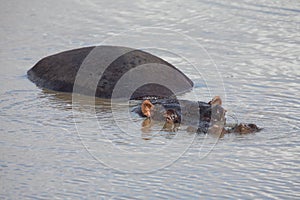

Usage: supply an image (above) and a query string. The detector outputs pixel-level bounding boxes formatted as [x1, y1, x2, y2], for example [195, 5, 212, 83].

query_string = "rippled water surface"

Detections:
[1, 0, 300, 199]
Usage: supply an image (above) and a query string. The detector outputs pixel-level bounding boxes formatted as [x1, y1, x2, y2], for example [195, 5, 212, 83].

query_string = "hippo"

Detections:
[27, 46, 193, 99]
[133, 96, 261, 135]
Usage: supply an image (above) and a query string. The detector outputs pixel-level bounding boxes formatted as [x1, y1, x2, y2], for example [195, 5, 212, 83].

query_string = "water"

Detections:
[1, 0, 300, 199]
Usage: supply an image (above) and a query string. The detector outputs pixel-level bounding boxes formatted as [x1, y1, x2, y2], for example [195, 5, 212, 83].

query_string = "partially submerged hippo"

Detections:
[133, 96, 261, 135]
[27, 46, 193, 99]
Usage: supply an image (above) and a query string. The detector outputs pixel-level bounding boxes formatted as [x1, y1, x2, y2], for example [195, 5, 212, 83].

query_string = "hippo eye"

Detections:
[172, 114, 178, 120]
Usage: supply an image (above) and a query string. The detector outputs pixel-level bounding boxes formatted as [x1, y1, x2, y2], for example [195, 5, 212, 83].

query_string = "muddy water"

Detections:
[1, 0, 299, 199]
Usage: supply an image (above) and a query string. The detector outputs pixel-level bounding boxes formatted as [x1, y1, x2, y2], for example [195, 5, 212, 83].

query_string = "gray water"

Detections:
[1, 0, 300, 199]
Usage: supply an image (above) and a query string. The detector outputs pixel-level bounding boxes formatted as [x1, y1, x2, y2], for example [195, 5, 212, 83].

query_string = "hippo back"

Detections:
[27, 46, 194, 99]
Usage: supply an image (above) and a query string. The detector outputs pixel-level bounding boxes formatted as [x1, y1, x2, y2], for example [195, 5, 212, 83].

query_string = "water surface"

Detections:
[1, 0, 299, 199]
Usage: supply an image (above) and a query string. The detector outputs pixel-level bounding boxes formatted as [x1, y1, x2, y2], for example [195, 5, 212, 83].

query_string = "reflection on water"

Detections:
[1, 0, 300, 199]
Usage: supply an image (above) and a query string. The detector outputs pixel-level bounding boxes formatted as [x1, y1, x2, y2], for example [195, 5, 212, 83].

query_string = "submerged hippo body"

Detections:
[27, 46, 193, 99]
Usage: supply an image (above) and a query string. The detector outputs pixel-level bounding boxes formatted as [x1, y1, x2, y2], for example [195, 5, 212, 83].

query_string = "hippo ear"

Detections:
[209, 96, 222, 106]
[141, 100, 154, 117]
